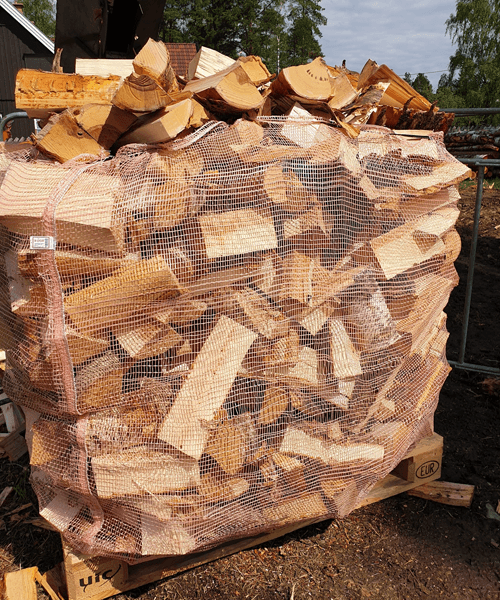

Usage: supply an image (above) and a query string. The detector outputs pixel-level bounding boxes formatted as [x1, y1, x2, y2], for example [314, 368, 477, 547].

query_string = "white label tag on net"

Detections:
[30, 236, 55, 250]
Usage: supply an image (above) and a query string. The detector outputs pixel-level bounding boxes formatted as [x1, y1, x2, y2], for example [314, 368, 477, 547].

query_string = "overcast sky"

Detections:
[318, 0, 458, 91]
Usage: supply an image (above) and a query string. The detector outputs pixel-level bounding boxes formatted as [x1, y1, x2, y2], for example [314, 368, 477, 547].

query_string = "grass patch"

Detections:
[459, 177, 500, 190]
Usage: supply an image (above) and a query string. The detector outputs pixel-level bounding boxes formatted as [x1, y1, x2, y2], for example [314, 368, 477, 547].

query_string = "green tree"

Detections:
[238, 0, 286, 73]
[159, 0, 192, 43]
[435, 72, 466, 108]
[403, 72, 413, 85]
[185, 0, 242, 58]
[23, 0, 55, 38]
[411, 73, 435, 101]
[285, 0, 326, 66]
[157, 0, 325, 71]
[444, 0, 500, 120]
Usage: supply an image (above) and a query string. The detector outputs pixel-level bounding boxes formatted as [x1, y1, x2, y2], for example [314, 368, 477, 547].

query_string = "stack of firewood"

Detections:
[445, 125, 500, 177]
[0, 41, 470, 561]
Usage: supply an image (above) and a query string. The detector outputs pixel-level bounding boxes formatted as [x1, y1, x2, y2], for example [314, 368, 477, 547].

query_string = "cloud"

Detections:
[318, 0, 457, 90]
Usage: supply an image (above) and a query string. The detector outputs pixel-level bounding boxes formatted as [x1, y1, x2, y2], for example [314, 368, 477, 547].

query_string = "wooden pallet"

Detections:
[40, 432, 443, 600]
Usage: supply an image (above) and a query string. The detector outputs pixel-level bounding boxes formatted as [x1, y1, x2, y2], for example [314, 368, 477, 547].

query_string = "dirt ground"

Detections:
[0, 182, 499, 600]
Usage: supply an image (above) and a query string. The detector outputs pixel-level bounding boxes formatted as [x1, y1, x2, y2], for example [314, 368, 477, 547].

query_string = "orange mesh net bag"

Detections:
[0, 118, 470, 561]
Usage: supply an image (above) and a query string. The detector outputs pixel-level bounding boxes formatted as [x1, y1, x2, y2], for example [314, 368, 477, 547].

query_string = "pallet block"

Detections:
[0, 396, 28, 461]
[51, 432, 442, 600]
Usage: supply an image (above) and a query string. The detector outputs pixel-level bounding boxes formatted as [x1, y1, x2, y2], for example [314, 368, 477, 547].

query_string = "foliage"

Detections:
[434, 73, 467, 109]
[285, 0, 326, 66]
[185, 0, 243, 58]
[237, 0, 286, 72]
[23, 0, 55, 38]
[403, 72, 413, 85]
[403, 72, 435, 102]
[158, 0, 325, 72]
[159, 0, 191, 43]
[441, 0, 500, 123]
[411, 73, 435, 101]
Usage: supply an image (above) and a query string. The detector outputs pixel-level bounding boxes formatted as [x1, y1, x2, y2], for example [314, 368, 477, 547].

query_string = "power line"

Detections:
[405, 69, 450, 76]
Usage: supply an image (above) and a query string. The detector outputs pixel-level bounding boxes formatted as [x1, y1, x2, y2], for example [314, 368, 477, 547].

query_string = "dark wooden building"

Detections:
[0, 0, 53, 139]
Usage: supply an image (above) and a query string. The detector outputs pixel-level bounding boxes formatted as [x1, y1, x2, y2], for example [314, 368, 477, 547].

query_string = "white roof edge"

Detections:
[0, 0, 54, 53]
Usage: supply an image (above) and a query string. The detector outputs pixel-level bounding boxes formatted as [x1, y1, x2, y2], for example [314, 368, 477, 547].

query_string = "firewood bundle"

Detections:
[0, 41, 471, 562]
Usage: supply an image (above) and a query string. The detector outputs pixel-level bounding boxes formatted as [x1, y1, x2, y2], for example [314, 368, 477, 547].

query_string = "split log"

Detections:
[3, 250, 44, 316]
[320, 477, 359, 514]
[343, 82, 390, 127]
[205, 419, 247, 475]
[277, 252, 364, 308]
[92, 447, 200, 498]
[405, 162, 472, 194]
[344, 285, 399, 353]
[369, 420, 410, 457]
[234, 287, 289, 340]
[64, 256, 185, 336]
[328, 72, 359, 110]
[71, 104, 138, 149]
[238, 56, 273, 86]
[3, 567, 38, 600]
[272, 452, 307, 493]
[0, 162, 124, 253]
[15, 70, 122, 119]
[75, 351, 124, 410]
[187, 46, 235, 81]
[299, 306, 330, 336]
[258, 385, 290, 425]
[183, 62, 264, 113]
[17, 248, 124, 282]
[286, 345, 320, 387]
[256, 327, 300, 376]
[357, 60, 431, 112]
[114, 320, 183, 360]
[199, 208, 277, 259]
[271, 57, 333, 101]
[262, 493, 328, 526]
[281, 103, 332, 148]
[188, 99, 214, 128]
[327, 64, 359, 88]
[75, 58, 134, 78]
[34, 110, 108, 163]
[39, 492, 83, 531]
[65, 327, 109, 366]
[329, 318, 363, 379]
[280, 427, 384, 465]
[368, 207, 459, 280]
[112, 73, 172, 113]
[30, 419, 61, 466]
[132, 38, 179, 93]
[154, 300, 207, 328]
[141, 519, 197, 556]
[264, 162, 317, 212]
[158, 315, 257, 460]
[199, 474, 249, 502]
[117, 98, 194, 145]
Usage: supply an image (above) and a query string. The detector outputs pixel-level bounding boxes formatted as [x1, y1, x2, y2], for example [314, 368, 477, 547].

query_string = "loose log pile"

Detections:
[445, 125, 500, 159]
[0, 41, 471, 562]
[13, 39, 454, 164]
[444, 125, 500, 177]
